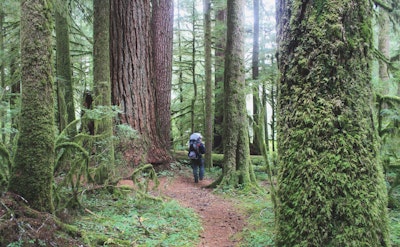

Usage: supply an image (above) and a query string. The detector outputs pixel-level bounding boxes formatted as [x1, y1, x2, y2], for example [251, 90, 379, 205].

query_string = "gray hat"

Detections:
[190, 132, 202, 140]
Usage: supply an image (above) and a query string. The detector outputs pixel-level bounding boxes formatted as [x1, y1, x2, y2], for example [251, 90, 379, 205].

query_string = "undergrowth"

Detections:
[73, 189, 202, 246]
[207, 166, 276, 246]
[208, 166, 400, 247]
[390, 199, 400, 247]
[232, 190, 275, 247]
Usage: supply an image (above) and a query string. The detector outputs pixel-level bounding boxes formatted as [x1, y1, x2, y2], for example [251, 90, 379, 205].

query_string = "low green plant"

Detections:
[74, 191, 202, 246]
[225, 172, 400, 247]
[390, 209, 400, 246]
[223, 189, 275, 247]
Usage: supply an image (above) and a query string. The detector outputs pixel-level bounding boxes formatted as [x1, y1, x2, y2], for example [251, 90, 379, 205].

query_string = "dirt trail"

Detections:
[155, 174, 246, 247]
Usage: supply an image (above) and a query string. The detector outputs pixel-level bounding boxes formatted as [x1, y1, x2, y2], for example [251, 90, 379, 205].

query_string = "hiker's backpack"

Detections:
[188, 139, 200, 159]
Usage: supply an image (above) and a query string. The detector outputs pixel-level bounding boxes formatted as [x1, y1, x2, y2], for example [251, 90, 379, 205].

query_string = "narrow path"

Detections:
[156, 174, 246, 247]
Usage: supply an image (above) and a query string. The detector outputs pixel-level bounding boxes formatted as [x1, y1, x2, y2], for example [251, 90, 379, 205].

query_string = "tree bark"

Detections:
[275, 0, 390, 245]
[151, 0, 173, 155]
[9, 0, 55, 213]
[378, 8, 390, 89]
[110, 0, 169, 165]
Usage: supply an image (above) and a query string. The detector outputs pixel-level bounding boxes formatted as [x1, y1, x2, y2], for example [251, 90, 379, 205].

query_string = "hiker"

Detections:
[188, 132, 206, 183]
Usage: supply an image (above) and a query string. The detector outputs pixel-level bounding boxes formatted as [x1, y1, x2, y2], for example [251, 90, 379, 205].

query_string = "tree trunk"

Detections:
[250, 0, 261, 155]
[212, 0, 255, 188]
[378, 8, 390, 86]
[213, 5, 226, 153]
[275, 0, 390, 245]
[151, 0, 174, 156]
[9, 45, 19, 143]
[110, 0, 169, 165]
[55, 1, 75, 135]
[204, 0, 213, 169]
[190, 2, 198, 134]
[9, 0, 55, 213]
[175, 0, 185, 149]
[93, 0, 114, 183]
[0, 6, 5, 142]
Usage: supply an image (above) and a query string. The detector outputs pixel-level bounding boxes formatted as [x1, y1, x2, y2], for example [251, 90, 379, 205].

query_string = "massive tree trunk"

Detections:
[110, 0, 169, 165]
[93, 0, 114, 183]
[8, 0, 55, 213]
[151, 0, 173, 155]
[275, 0, 390, 245]
[211, 0, 256, 188]
[55, 0, 75, 135]
[204, 0, 213, 168]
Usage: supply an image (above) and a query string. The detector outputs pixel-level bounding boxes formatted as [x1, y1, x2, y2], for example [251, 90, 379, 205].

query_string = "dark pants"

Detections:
[191, 158, 204, 183]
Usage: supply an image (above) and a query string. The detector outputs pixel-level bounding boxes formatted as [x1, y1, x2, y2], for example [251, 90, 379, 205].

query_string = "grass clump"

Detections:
[390, 209, 400, 246]
[73, 190, 202, 246]
[220, 185, 275, 247]
[237, 192, 275, 246]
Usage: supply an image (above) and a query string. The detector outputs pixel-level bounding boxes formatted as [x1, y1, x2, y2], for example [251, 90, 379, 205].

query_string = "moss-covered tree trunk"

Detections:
[214, 0, 256, 188]
[213, 5, 226, 153]
[8, 0, 55, 213]
[250, 0, 261, 155]
[204, 0, 213, 169]
[93, 0, 114, 183]
[275, 0, 390, 245]
[55, 0, 75, 135]
[189, 2, 197, 134]
[175, 0, 185, 149]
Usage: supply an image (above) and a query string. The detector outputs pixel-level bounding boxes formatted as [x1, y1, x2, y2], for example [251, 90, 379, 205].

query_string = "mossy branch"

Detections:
[131, 163, 159, 190]
[54, 142, 89, 172]
[377, 94, 400, 105]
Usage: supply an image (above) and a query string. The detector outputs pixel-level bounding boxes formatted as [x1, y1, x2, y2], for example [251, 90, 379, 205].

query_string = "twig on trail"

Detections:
[15, 194, 29, 204]
[36, 215, 51, 232]
[0, 200, 10, 213]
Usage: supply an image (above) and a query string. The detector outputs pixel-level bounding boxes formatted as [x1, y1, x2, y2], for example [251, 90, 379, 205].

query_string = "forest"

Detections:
[0, 0, 399, 246]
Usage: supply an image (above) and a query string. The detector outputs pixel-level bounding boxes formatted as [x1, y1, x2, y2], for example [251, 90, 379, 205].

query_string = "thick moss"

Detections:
[8, 0, 55, 213]
[276, 0, 390, 246]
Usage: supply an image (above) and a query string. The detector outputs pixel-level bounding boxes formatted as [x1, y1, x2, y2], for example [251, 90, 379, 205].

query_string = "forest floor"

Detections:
[0, 168, 247, 247]
[118, 169, 247, 247]
[156, 173, 246, 247]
